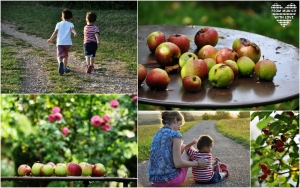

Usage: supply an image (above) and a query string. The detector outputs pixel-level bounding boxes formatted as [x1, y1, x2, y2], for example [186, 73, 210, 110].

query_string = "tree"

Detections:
[214, 111, 232, 120]
[1, 94, 137, 186]
[250, 111, 299, 187]
[238, 111, 250, 118]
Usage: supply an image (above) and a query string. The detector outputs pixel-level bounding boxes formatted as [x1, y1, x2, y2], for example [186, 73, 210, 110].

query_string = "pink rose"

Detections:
[62, 127, 69, 136]
[91, 115, 103, 127]
[132, 95, 137, 102]
[48, 114, 56, 122]
[102, 124, 111, 132]
[103, 114, 110, 123]
[110, 100, 119, 108]
[52, 106, 61, 113]
[54, 112, 63, 121]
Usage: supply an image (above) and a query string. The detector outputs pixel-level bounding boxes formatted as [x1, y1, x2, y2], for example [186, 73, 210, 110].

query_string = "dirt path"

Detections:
[138, 121, 250, 187]
[1, 22, 137, 94]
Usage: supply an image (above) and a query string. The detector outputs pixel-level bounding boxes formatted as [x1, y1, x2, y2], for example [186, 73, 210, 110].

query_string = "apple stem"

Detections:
[218, 36, 225, 39]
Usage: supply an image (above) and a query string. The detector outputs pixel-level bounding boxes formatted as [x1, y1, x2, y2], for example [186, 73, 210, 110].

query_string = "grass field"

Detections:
[215, 118, 250, 148]
[138, 120, 201, 162]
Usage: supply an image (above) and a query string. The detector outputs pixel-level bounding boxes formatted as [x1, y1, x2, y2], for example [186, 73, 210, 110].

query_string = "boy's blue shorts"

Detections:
[195, 171, 222, 184]
[83, 42, 97, 58]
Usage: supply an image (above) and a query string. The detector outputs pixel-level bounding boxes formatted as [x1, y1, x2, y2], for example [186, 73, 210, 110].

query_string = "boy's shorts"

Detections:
[195, 171, 223, 184]
[84, 42, 98, 58]
[57, 45, 71, 58]
[152, 168, 188, 187]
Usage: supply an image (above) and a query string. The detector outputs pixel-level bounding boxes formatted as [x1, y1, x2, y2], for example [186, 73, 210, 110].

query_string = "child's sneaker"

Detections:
[87, 65, 94, 74]
[58, 62, 64, 75]
[215, 163, 229, 177]
[65, 67, 70, 73]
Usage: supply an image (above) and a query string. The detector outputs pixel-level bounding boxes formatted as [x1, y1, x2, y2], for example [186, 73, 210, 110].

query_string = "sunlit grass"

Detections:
[215, 118, 250, 148]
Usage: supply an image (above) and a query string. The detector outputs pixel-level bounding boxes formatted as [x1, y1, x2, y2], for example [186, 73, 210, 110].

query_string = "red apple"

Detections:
[194, 27, 219, 49]
[146, 68, 170, 91]
[215, 48, 238, 64]
[167, 34, 190, 53]
[92, 163, 106, 177]
[155, 42, 181, 67]
[182, 75, 202, 92]
[254, 59, 277, 81]
[181, 59, 209, 80]
[66, 162, 82, 176]
[198, 45, 219, 60]
[147, 31, 166, 53]
[18, 164, 31, 176]
[232, 38, 261, 63]
[138, 64, 147, 86]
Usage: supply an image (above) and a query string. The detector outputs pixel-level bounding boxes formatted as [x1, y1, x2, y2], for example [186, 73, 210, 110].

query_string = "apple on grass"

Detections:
[181, 59, 209, 81]
[145, 68, 170, 91]
[79, 162, 93, 176]
[138, 64, 147, 86]
[182, 75, 202, 92]
[54, 163, 67, 176]
[93, 163, 106, 177]
[147, 31, 166, 53]
[18, 164, 31, 176]
[179, 52, 198, 68]
[194, 27, 219, 49]
[31, 162, 44, 176]
[66, 162, 82, 176]
[167, 34, 190, 53]
[155, 42, 181, 67]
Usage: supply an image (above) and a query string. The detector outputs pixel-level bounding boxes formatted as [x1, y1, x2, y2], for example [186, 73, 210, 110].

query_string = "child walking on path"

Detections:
[185, 135, 229, 184]
[84, 12, 100, 74]
[47, 8, 78, 75]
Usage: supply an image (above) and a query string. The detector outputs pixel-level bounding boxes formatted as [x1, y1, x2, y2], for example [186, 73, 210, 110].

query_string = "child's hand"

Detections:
[97, 41, 100, 45]
[74, 33, 78, 37]
[192, 138, 197, 144]
[47, 39, 52, 43]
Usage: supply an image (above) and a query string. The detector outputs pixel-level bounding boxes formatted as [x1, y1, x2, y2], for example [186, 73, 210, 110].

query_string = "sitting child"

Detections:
[185, 135, 229, 183]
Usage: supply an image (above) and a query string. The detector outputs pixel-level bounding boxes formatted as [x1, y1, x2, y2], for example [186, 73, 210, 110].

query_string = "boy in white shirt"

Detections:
[48, 9, 78, 75]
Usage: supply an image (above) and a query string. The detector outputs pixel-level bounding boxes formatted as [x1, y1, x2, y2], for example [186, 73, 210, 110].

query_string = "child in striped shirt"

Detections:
[83, 12, 100, 73]
[185, 135, 229, 184]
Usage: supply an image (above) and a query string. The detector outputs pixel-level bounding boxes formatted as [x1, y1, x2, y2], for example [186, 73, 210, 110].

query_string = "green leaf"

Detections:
[257, 116, 274, 129]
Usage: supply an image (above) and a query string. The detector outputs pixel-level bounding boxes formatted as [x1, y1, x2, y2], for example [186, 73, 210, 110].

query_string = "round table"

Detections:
[138, 25, 299, 109]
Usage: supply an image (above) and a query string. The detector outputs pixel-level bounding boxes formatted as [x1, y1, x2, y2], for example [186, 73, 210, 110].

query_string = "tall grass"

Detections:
[215, 118, 250, 148]
[138, 120, 201, 162]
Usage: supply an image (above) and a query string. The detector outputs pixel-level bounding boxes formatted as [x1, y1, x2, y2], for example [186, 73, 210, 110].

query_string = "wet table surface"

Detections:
[138, 25, 299, 109]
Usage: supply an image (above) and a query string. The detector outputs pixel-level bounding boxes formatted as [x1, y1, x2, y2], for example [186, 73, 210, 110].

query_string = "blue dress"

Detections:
[148, 125, 183, 182]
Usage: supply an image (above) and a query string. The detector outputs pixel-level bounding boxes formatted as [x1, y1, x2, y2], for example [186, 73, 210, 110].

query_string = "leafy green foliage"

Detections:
[251, 111, 299, 187]
[1, 94, 137, 186]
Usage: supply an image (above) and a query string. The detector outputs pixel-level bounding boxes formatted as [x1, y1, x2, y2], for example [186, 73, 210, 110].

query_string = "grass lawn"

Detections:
[138, 120, 201, 162]
[215, 118, 250, 149]
[1, 1, 137, 71]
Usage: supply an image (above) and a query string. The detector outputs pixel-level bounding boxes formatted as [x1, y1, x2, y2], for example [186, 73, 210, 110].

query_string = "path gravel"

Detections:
[1, 22, 137, 94]
[138, 121, 250, 187]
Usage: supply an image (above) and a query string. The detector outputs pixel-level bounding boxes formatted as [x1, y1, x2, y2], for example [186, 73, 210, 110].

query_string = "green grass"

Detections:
[215, 118, 250, 149]
[138, 120, 201, 162]
[1, 37, 24, 93]
[1, 1, 137, 71]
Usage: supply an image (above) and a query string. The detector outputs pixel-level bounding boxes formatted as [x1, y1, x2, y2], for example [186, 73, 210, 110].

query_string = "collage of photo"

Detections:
[1, 1, 299, 188]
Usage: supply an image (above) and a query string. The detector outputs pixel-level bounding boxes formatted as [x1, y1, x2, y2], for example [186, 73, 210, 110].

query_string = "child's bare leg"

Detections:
[91, 57, 95, 66]
[86, 57, 90, 66]
[57, 57, 63, 63]
[63, 57, 68, 69]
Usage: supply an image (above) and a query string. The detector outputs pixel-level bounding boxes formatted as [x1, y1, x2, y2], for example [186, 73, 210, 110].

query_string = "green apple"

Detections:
[40, 164, 53, 176]
[31, 162, 44, 176]
[254, 59, 277, 80]
[179, 52, 198, 67]
[223, 60, 239, 76]
[54, 163, 67, 176]
[209, 64, 234, 87]
[237, 56, 255, 76]
[79, 162, 93, 176]
[203, 58, 216, 71]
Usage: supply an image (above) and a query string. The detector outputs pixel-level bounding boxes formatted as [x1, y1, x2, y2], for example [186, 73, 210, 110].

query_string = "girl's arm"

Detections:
[95, 33, 100, 45]
[71, 28, 78, 37]
[47, 29, 58, 43]
[172, 137, 209, 168]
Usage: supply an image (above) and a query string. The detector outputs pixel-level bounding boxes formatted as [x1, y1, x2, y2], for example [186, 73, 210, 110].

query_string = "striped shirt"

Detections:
[187, 147, 214, 182]
[84, 25, 100, 44]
